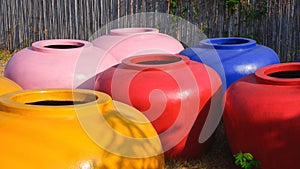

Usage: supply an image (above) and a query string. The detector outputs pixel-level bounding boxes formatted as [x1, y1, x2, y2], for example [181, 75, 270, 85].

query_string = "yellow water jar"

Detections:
[0, 76, 22, 95]
[0, 89, 164, 169]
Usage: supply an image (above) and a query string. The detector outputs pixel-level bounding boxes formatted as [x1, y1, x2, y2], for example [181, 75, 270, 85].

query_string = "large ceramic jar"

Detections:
[179, 37, 280, 88]
[95, 54, 223, 159]
[0, 76, 22, 95]
[4, 39, 105, 89]
[223, 63, 300, 169]
[92, 27, 184, 70]
[0, 89, 164, 169]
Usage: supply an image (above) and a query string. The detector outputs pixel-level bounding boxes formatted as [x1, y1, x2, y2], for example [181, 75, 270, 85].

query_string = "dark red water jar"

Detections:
[95, 54, 223, 159]
[223, 63, 300, 169]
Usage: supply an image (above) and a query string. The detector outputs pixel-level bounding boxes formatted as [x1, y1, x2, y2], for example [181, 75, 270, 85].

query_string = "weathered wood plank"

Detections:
[0, 0, 298, 61]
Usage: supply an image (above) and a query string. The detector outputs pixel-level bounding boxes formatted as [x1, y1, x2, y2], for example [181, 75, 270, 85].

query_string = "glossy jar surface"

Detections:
[0, 76, 22, 95]
[4, 39, 105, 89]
[179, 37, 280, 88]
[223, 63, 300, 169]
[95, 54, 223, 159]
[0, 89, 164, 169]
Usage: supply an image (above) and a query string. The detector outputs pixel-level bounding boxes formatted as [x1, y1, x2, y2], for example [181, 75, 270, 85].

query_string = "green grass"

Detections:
[0, 50, 14, 62]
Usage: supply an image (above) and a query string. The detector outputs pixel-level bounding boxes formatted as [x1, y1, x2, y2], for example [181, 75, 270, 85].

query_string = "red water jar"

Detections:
[95, 54, 222, 159]
[223, 63, 300, 169]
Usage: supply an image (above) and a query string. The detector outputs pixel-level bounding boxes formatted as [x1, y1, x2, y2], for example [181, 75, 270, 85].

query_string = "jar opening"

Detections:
[121, 54, 189, 70]
[267, 70, 300, 79]
[11, 91, 98, 106]
[44, 44, 84, 49]
[32, 40, 89, 53]
[136, 57, 182, 65]
[26, 100, 88, 106]
[200, 38, 256, 50]
[110, 28, 159, 36]
[0, 89, 112, 117]
[255, 63, 300, 85]
[215, 39, 250, 45]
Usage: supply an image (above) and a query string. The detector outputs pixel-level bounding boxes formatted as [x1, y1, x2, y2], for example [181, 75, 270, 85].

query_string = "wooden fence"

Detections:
[0, 0, 299, 61]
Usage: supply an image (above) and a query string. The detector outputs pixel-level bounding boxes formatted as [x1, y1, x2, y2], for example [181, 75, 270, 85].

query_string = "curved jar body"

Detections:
[179, 37, 280, 88]
[92, 28, 184, 73]
[95, 54, 223, 159]
[0, 89, 164, 169]
[4, 39, 105, 89]
[0, 76, 22, 95]
[223, 63, 300, 169]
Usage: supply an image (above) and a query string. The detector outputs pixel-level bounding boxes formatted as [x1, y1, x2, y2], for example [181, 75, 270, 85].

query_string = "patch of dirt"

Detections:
[0, 60, 5, 76]
[165, 122, 239, 169]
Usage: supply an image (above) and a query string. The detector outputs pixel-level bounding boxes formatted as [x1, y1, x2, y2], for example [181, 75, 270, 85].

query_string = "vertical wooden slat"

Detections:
[0, 0, 298, 61]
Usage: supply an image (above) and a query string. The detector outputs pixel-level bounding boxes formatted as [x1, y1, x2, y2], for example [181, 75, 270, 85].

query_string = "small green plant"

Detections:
[24, 38, 31, 47]
[0, 50, 14, 62]
[225, 0, 240, 14]
[234, 151, 261, 169]
[241, 1, 268, 21]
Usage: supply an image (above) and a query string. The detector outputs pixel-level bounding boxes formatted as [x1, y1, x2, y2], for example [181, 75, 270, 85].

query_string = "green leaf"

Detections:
[234, 151, 261, 169]
[171, 1, 177, 8]
[244, 153, 254, 160]
[234, 152, 245, 165]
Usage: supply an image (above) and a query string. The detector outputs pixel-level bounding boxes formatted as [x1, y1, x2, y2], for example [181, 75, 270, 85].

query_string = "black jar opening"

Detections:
[136, 56, 182, 65]
[267, 70, 300, 79]
[32, 40, 89, 53]
[122, 54, 189, 70]
[110, 28, 158, 36]
[11, 90, 99, 107]
[255, 63, 300, 86]
[44, 43, 84, 49]
[26, 100, 88, 106]
[215, 39, 250, 45]
[200, 38, 256, 50]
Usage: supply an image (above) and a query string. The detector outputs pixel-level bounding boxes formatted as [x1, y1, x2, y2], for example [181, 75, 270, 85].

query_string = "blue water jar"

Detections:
[179, 37, 280, 89]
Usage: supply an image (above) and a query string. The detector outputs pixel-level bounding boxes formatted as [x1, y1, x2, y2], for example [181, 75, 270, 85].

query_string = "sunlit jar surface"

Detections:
[223, 63, 300, 169]
[4, 39, 105, 89]
[179, 37, 280, 88]
[0, 89, 165, 169]
[95, 54, 223, 159]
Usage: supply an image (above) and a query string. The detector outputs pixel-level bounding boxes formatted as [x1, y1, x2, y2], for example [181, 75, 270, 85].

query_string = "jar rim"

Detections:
[255, 63, 300, 85]
[0, 89, 112, 117]
[109, 27, 159, 36]
[121, 54, 190, 70]
[32, 39, 91, 54]
[199, 37, 256, 50]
